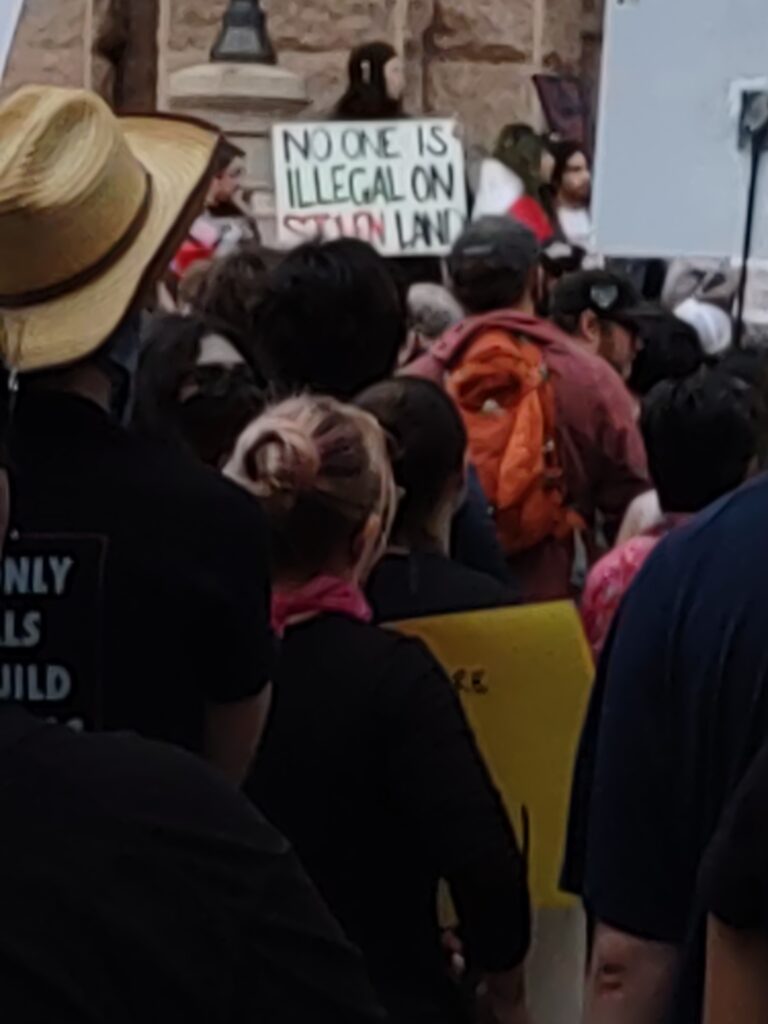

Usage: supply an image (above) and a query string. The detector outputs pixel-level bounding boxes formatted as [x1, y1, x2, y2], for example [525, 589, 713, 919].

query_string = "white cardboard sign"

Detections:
[0, 0, 24, 84]
[272, 119, 468, 257]
[594, 0, 768, 260]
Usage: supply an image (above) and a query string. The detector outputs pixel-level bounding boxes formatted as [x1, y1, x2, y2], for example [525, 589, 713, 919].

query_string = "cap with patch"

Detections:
[550, 270, 647, 328]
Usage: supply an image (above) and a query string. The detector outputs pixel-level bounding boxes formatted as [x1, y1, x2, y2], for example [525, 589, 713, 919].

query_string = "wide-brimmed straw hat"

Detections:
[0, 85, 223, 372]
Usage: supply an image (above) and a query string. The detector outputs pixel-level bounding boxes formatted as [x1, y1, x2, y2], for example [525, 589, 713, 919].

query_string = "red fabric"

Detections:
[171, 237, 217, 277]
[405, 311, 650, 601]
[508, 195, 554, 243]
[272, 576, 372, 637]
[581, 517, 689, 659]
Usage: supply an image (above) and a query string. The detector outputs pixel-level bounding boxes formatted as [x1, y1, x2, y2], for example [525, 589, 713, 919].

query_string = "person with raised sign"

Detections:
[358, 377, 517, 621]
[227, 394, 531, 1024]
[0, 85, 274, 783]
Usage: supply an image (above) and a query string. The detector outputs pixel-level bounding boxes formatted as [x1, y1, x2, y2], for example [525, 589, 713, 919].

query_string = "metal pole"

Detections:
[210, 0, 275, 64]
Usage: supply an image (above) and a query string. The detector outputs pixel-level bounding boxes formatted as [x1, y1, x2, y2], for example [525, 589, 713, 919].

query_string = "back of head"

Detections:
[449, 216, 539, 315]
[494, 123, 544, 197]
[642, 368, 758, 514]
[674, 298, 733, 359]
[256, 239, 406, 399]
[226, 395, 393, 582]
[135, 313, 265, 467]
[407, 283, 464, 342]
[629, 310, 704, 397]
[336, 41, 402, 120]
[357, 378, 467, 548]
[194, 243, 279, 357]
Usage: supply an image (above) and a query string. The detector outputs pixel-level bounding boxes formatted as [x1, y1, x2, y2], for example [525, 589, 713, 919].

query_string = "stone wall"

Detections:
[160, 0, 593, 146]
[5, 0, 601, 147]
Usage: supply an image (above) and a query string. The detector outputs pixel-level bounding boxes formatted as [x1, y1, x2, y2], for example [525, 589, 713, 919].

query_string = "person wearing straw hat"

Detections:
[0, 86, 274, 783]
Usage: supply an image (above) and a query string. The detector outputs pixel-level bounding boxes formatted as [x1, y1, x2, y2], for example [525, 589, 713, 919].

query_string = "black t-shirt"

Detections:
[368, 550, 515, 623]
[701, 740, 768, 935]
[4, 391, 273, 751]
[248, 614, 530, 1024]
[0, 706, 384, 1024]
[562, 474, 768, 1021]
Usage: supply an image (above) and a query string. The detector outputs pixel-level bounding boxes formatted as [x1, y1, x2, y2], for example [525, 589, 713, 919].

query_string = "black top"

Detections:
[368, 550, 515, 623]
[248, 614, 530, 1024]
[702, 740, 768, 935]
[5, 391, 274, 751]
[0, 706, 384, 1024]
[562, 474, 768, 1021]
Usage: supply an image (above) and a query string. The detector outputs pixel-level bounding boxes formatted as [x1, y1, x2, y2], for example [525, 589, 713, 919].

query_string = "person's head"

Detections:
[642, 368, 759, 515]
[403, 284, 465, 364]
[494, 123, 545, 197]
[674, 298, 733, 360]
[448, 216, 540, 315]
[550, 141, 592, 207]
[357, 378, 467, 553]
[336, 42, 405, 120]
[256, 239, 406, 399]
[550, 270, 645, 380]
[628, 310, 704, 397]
[206, 140, 246, 210]
[538, 239, 587, 315]
[134, 314, 265, 467]
[225, 395, 396, 586]
[0, 85, 222, 409]
[194, 243, 279, 358]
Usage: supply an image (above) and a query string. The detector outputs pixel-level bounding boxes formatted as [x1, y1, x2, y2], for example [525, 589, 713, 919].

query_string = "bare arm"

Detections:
[204, 683, 273, 786]
[582, 922, 678, 1024]
[704, 916, 768, 1024]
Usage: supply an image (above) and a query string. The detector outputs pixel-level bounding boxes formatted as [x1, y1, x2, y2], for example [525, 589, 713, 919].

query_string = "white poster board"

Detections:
[272, 119, 468, 257]
[594, 0, 768, 260]
[0, 0, 24, 84]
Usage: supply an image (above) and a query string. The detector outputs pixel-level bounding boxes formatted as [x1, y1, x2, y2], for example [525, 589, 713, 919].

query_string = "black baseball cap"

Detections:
[550, 270, 647, 330]
[449, 216, 540, 281]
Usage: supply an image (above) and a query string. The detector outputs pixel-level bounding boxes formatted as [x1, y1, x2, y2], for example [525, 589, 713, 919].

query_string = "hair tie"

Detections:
[361, 60, 372, 84]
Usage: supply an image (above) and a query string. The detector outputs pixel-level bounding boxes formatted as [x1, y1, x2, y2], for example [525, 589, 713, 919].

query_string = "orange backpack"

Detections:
[445, 323, 581, 556]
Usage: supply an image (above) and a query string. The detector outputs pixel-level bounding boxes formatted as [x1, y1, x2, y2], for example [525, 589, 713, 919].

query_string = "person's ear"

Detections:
[580, 308, 601, 347]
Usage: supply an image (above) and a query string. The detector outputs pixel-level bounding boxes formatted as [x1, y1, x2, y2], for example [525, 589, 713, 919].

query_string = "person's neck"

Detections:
[391, 505, 453, 558]
[32, 364, 112, 413]
[510, 295, 536, 316]
[557, 194, 587, 212]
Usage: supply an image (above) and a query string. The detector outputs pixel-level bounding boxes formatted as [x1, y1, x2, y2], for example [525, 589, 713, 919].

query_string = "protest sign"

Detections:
[0, 534, 107, 731]
[272, 119, 468, 257]
[0, 0, 24, 84]
[594, 0, 768, 258]
[394, 601, 593, 908]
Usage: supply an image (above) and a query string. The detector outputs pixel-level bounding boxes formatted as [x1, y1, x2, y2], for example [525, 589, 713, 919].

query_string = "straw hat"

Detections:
[0, 85, 223, 372]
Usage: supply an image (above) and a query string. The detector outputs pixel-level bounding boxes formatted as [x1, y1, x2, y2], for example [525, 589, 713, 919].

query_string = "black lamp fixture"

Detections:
[211, 0, 275, 64]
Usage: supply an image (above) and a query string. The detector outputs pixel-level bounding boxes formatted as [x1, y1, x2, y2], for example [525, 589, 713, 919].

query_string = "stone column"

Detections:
[167, 58, 308, 246]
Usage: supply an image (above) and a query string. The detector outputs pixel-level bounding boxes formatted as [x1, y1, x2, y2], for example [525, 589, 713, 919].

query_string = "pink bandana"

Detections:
[271, 576, 372, 637]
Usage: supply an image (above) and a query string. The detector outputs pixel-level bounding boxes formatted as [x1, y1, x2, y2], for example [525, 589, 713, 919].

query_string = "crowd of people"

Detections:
[1, 46, 768, 1024]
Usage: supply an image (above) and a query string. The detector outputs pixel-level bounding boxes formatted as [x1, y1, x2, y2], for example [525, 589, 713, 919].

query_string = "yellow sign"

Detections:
[394, 601, 593, 908]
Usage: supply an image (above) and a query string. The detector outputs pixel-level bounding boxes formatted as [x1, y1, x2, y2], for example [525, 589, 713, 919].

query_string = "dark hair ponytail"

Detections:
[335, 42, 404, 121]
[357, 377, 467, 550]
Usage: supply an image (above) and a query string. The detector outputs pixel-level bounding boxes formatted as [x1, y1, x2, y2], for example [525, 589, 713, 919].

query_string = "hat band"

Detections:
[0, 172, 154, 310]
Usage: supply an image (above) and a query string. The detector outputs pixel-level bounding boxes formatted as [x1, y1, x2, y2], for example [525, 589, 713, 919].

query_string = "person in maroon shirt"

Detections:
[407, 217, 649, 600]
